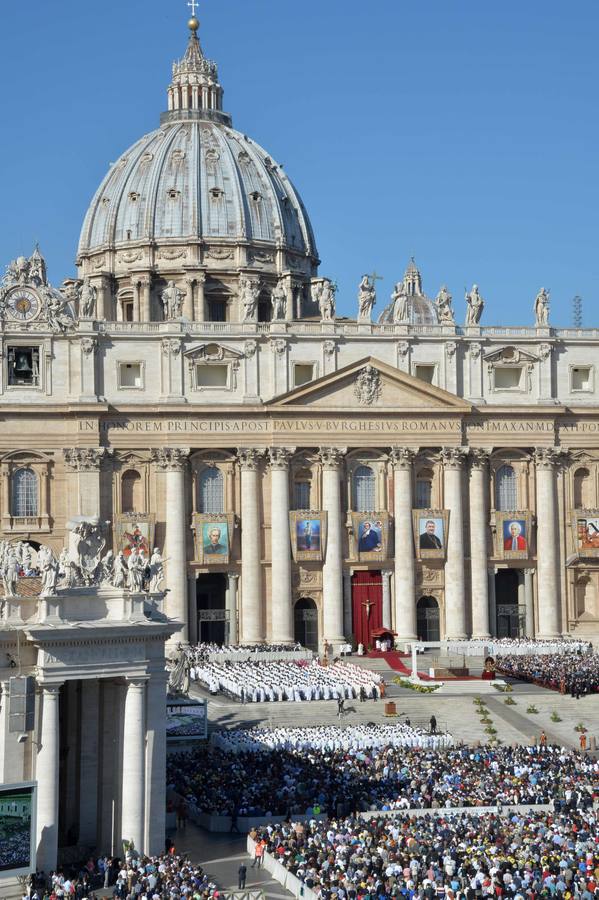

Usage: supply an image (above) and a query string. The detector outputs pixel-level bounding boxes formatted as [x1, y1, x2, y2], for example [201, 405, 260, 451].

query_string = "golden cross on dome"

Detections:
[187, 0, 199, 17]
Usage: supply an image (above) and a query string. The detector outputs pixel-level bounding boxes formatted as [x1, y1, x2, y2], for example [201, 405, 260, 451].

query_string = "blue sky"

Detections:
[0, 0, 597, 325]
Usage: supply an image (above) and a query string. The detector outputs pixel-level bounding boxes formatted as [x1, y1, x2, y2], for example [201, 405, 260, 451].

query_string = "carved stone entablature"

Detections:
[205, 245, 234, 261]
[150, 448, 190, 471]
[63, 447, 111, 471]
[237, 448, 265, 470]
[293, 567, 323, 589]
[157, 247, 187, 261]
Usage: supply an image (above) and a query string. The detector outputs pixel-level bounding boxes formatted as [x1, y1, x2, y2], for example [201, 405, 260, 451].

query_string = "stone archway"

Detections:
[294, 597, 319, 651]
[417, 595, 440, 642]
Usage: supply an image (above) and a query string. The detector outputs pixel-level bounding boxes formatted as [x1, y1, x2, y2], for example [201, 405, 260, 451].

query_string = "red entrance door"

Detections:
[351, 570, 382, 649]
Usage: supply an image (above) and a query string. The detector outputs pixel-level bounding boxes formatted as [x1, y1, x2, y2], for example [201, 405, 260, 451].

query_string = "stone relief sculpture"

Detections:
[434, 286, 455, 325]
[239, 276, 261, 322]
[534, 287, 550, 326]
[0, 248, 76, 332]
[314, 279, 336, 321]
[270, 280, 287, 320]
[38, 545, 60, 597]
[66, 516, 107, 586]
[357, 275, 376, 322]
[354, 364, 382, 405]
[465, 284, 484, 326]
[78, 278, 97, 318]
[161, 280, 184, 319]
[391, 282, 409, 323]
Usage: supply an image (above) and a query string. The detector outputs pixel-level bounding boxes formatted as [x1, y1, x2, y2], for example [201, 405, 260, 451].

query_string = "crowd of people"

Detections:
[189, 659, 383, 702]
[186, 641, 304, 661]
[211, 724, 452, 754]
[26, 850, 220, 899]
[250, 806, 599, 899]
[497, 650, 599, 697]
[444, 638, 593, 657]
[166, 728, 598, 820]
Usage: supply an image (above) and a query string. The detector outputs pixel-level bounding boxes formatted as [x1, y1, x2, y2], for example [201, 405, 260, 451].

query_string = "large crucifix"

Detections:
[362, 597, 376, 620]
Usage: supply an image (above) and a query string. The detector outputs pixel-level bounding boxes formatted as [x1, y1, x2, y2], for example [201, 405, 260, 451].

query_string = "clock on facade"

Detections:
[5, 287, 41, 321]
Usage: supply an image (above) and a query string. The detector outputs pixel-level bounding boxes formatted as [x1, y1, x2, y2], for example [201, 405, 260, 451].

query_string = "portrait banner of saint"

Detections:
[412, 509, 449, 560]
[496, 511, 532, 559]
[115, 514, 155, 559]
[289, 511, 328, 562]
[574, 511, 599, 557]
[351, 511, 390, 561]
[193, 513, 234, 565]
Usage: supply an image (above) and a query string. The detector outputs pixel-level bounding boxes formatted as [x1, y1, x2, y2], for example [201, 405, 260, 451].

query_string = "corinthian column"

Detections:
[151, 448, 190, 643]
[269, 448, 294, 643]
[36, 683, 62, 874]
[534, 447, 562, 637]
[469, 449, 491, 638]
[390, 446, 417, 640]
[238, 448, 265, 643]
[319, 447, 346, 646]
[442, 447, 468, 639]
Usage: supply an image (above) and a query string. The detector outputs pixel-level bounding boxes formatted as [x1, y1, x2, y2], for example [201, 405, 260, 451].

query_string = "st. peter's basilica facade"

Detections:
[2, 16, 599, 658]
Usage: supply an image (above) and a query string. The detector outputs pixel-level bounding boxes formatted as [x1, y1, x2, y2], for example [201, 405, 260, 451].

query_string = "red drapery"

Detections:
[351, 570, 382, 648]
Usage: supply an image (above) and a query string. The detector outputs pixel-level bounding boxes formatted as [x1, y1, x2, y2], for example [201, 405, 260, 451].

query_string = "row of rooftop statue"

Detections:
[0, 517, 166, 602]
[2, 248, 550, 327]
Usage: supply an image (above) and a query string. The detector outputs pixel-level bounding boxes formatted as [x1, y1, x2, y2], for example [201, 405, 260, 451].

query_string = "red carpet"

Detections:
[365, 651, 482, 681]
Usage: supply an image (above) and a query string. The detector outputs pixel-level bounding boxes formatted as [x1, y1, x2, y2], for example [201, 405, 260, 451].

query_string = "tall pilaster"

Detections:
[469, 449, 491, 638]
[534, 447, 562, 637]
[139, 275, 152, 321]
[36, 683, 62, 874]
[319, 447, 346, 645]
[390, 447, 417, 640]
[194, 272, 206, 321]
[269, 448, 294, 643]
[121, 678, 146, 853]
[442, 447, 468, 639]
[63, 447, 110, 518]
[151, 448, 190, 643]
[238, 448, 265, 643]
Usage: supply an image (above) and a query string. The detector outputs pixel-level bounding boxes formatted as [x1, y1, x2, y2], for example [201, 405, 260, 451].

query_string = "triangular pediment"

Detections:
[268, 357, 471, 411]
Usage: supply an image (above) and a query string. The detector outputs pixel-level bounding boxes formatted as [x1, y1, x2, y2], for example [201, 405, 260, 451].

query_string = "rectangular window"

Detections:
[196, 364, 228, 388]
[118, 362, 143, 389]
[294, 481, 311, 510]
[7, 346, 41, 387]
[414, 364, 435, 384]
[122, 300, 134, 322]
[571, 366, 592, 392]
[207, 299, 227, 322]
[415, 480, 432, 509]
[294, 363, 314, 387]
[494, 366, 523, 390]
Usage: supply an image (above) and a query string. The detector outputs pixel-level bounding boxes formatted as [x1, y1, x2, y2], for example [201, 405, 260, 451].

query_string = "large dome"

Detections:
[78, 120, 317, 257]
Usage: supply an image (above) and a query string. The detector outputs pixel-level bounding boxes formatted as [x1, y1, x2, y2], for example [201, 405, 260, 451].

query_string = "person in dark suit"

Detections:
[238, 863, 247, 889]
[419, 520, 442, 550]
[358, 521, 382, 552]
[204, 527, 226, 554]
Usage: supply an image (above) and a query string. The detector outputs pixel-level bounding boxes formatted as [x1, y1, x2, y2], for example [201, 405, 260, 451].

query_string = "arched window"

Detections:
[574, 467, 592, 508]
[415, 468, 433, 509]
[353, 465, 376, 512]
[199, 467, 224, 513]
[122, 469, 142, 513]
[495, 464, 517, 511]
[293, 468, 312, 510]
[11, 468, 38, 517]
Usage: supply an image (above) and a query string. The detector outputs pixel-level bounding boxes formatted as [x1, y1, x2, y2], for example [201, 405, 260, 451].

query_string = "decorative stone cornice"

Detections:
[389, 446, 417, 470]
[440, 446, 468, 469]
[63, 447, 110, 471]
[268, 447, 295, 469]
[237, 448, 265, 470]
[318, 447, 346, 469]
[150, 448, 190, 471]
[468, 448, 491, 470]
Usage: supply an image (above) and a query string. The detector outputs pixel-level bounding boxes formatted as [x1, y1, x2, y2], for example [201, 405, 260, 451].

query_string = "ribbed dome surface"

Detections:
[78, 121, 317, 257]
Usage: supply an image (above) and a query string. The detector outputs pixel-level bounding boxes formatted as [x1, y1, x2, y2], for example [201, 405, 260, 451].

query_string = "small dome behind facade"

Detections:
[378, 259, 439, 326]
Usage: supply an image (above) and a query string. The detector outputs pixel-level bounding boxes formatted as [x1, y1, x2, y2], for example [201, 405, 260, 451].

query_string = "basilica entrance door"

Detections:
[495, 569, 522, 637]
[351, 570, 382, 649]
[196, 573, 228, 644]
[294, 598, 319, 651]
[417, 596, 440, 642]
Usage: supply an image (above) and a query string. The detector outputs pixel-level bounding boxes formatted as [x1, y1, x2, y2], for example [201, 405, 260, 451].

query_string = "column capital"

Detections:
[533, 447, 565, 469]
[38, 681, 63, 695]
[381, 568, 393, 579]
[237, 447, 265, 470]
[124, 677, 148, 691]
[63, 447, 111, 471]
[161, 338, 181, 357]
[468, 448, 491, 471]
[268, 447, 295, 469]
[318, 446, 346, 469]
[81, 337, 98, 357]
[151, 447, 190, 471]
[227, 572, 239, 583]
[440, 446, 468, 469]
[389, 446, 417, 470]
